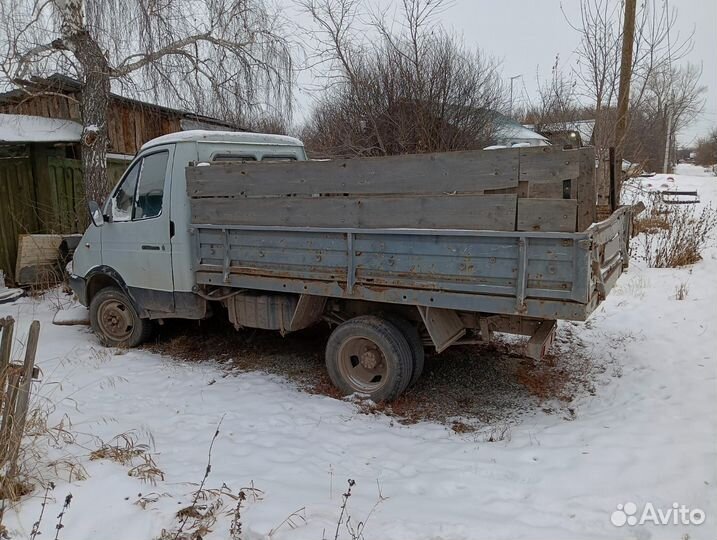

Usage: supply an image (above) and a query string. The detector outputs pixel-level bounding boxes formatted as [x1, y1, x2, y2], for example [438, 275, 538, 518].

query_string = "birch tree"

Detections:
[0, 0, 292, 202]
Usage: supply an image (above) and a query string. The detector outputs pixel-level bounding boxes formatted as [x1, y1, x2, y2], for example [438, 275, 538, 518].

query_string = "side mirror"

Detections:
[88, 200, 105, 227]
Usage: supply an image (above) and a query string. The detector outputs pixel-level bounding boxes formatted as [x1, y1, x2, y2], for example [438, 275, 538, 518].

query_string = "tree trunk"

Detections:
[55, 0, 112, 204]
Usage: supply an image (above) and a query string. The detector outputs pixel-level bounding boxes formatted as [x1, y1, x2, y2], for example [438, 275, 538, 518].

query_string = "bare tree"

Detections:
[645, 63, 706, 172]
[299, 0, 505, 157]
[0, 0, 293, 202]
[694, 128, 717, 168]
[564, 0, 693, 202]
[523, 56, 582, 132]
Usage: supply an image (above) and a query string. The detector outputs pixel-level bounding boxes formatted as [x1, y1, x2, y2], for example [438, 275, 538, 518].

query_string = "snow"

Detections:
[0, 114, 82, 143]
[52, 305, 89, 326]
[1, 165, 716, 539]
[140, 130, 305, 151]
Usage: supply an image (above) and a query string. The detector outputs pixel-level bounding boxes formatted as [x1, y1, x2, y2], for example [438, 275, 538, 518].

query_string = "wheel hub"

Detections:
[337, 337, 388, 392]
[360, 349, 379, 369]
[98, 300, 134, 340]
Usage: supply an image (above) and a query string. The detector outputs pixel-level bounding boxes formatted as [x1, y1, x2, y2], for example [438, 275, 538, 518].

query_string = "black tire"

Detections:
[89, 287, 152, 347]
[325, 315, 413, 402]
[384, 315, 425, 388]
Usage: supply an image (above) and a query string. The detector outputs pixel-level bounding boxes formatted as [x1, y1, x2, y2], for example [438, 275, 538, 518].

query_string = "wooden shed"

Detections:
[0, 74, 240, 283]
[0, 74, 238, 156]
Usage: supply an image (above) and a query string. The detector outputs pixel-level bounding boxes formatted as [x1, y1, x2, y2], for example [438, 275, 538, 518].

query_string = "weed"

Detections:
[268, 506, 307, 537]
[30, 482, 55, 540]
[53, 493, 72, 540]
[675, 282, 689, 300]
[228, 491, 246, 540]
[635, 201, 717, 268]
[90, 432, 150, 465]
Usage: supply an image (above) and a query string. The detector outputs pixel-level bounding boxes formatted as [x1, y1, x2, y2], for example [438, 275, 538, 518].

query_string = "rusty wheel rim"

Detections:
[337, 337, 388, 393]
[97, 299, 134, 341]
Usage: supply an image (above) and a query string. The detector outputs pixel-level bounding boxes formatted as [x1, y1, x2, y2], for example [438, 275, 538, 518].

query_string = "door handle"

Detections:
[141, 245, 161, 251]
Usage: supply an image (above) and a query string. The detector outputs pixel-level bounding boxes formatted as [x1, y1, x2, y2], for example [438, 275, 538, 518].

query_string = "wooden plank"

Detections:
[528, 182, 564, 199]
[6, 320, 40, 477]
[192, 194, 518, 231]
[576, 147, 597, 231]
[0, 318, 14, 410]
[15, 234, 63, 284]
[188, 149, 520, 198]
[0, 372, 20, 463]
[516, 198, 578, 232]
[519, 146, 581, 183]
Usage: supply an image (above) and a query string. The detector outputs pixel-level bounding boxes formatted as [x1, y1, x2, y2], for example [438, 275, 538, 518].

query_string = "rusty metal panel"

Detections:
[193, 205, 628, 322]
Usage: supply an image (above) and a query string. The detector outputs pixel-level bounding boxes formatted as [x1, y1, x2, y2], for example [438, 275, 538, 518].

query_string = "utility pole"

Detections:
[614, 0, 637, 205]
[662, 107, 673, 173]
[509, 74, 522, 118]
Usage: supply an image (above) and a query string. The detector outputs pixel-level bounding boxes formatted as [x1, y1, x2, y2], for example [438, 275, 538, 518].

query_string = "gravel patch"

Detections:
[145, 315, 602, 431]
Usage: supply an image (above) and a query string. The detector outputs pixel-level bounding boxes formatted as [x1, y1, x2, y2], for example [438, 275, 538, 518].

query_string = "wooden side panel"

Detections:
[576, 147, 597, 231]
[519, 146, 581, 183]
[516, 199, 578, 232]
[188, 149, 520, 197]
[192, 194, 518, 231]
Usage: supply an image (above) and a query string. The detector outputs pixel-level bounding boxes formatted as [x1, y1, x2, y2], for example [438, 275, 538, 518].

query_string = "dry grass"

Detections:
[90, 431, 164, 485]
[90, 432, 149, 465]
[633, 213, 670, 235]
[635, 199, 717, 268]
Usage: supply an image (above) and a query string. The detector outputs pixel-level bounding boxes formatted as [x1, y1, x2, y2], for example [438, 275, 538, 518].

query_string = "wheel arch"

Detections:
[85, 266, 141, 313]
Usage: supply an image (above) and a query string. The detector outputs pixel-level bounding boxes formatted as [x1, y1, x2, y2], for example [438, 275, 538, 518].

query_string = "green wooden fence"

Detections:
[0, 157, 38, 280]
[0, 150, 129, 283]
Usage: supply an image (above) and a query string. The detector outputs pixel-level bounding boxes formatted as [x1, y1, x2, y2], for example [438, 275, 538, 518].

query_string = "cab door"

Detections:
[101, 144, 175, 312]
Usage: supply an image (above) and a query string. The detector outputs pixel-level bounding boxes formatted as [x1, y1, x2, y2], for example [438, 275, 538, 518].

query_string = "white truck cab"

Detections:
[70, 130, 307, 344]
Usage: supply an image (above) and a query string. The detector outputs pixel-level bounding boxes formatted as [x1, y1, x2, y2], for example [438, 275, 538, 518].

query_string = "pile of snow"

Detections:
[1, 165, 715, 539]
[0, 113, 82, 143]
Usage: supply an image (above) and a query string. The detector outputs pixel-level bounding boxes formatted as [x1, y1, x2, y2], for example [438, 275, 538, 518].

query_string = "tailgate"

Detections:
[587, 205, 632, 302]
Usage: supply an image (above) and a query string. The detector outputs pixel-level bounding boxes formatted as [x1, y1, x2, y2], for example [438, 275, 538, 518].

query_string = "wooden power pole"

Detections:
[614, 0, 637, 206]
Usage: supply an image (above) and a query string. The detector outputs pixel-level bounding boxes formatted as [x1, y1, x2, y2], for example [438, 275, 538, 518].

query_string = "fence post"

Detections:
[6, 320, 40, 479]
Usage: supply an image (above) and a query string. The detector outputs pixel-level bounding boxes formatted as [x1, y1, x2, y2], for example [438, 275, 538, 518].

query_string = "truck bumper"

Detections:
[69, 274, 88, 306]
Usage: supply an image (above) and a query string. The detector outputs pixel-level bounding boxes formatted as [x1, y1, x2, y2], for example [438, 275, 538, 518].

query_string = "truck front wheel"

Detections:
[325, 315, 412, 402]
[89, 287, 152, 347]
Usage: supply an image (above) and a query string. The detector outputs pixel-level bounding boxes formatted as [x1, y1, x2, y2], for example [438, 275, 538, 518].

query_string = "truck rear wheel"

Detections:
[325, 315, 412, 402]
[384, 315, 425, 388]
[89, 287, 152, 347]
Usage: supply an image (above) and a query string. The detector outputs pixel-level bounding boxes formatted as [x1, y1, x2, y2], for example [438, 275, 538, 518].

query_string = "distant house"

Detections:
[523, 120, 596, 149]
[491, 114, 550, 148]
[0, 74, 240, 282]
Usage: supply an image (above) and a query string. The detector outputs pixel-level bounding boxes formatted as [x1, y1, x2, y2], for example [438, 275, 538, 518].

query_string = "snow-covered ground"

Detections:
[2, 164, 716, 540]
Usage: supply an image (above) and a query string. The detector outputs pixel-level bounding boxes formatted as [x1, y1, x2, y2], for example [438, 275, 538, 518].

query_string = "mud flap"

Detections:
[525, 320, 556, 361]
[417, 306, 466, 353]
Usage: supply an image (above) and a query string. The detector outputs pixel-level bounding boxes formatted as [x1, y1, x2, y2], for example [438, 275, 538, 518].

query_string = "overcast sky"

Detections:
[289, 0, 717, 146]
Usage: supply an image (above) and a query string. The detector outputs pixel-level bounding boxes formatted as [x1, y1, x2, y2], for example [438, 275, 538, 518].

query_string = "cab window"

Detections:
[109, 150, 168, 222]
[134, 151, 169, 219]
[110, 161, 140, 222]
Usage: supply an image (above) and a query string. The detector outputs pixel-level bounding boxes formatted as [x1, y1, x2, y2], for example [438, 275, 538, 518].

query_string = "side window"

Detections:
[134, 151, 169, 219]
[261, 155, 296, 162]
[110, 161, 140, 222]
[212, 154, 257, 162]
